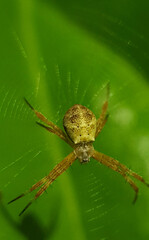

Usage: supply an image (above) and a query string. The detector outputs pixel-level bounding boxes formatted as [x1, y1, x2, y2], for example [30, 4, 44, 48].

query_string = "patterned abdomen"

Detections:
[63, 104, 96, 144]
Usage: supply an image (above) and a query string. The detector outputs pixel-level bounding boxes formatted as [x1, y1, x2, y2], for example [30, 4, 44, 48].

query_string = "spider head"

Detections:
[74, 142, 94, 164]
[80, 158, 90, 164]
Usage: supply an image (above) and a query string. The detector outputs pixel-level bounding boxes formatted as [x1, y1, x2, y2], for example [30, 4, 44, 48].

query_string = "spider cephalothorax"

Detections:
[74, 142, 94, 163]
[8, 86, 149, 216]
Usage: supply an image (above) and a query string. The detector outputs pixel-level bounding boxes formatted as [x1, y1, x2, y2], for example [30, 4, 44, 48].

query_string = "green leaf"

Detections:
[0, 0, 149, 239]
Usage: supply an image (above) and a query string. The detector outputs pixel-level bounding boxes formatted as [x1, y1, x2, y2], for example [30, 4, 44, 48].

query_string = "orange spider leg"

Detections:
[9, 151, 76, 216]
[92, 150, 149, 203]
[127, 170, 149, 187]
[95, 83, 110, 138]
[36, 122, 74, 147]
[8, 175, 49, 204]
[24, 98, 73, 147]
[100, 154, 149, 187]
[122, 175, 139, 204]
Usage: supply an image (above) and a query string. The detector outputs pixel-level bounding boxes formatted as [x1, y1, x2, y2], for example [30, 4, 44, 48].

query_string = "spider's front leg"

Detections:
[92, 150, 149, 203]
[24, 98, 73, 147]
[95, 83, 110, 138]
[8, 151, 76, 216]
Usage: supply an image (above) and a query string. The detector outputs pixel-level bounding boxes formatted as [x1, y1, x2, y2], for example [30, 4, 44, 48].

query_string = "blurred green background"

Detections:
[0, 0, 149, 239]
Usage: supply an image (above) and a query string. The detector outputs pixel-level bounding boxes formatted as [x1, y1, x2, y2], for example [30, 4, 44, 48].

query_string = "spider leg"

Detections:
[127, 170, 149, 187]
[10, 151, 76, 216]
[123, 175, 139, 204]
[24, 98, 73, 147]
[36, 122, 73, 147]
[92, 150, 148, 202]
[95, 83, 110, 138]
[8, 175, 49, 204]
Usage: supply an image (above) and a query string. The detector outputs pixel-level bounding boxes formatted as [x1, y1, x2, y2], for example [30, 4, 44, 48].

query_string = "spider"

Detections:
[8, 86, 149, 216]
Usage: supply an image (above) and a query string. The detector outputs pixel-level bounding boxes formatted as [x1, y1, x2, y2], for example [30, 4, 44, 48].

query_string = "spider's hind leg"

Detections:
[95, 83, 110, 138]
[24, 98, 74, 147]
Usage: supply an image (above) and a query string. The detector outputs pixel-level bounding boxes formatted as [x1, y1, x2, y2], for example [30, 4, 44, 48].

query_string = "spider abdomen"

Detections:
[63, 104, 96, 144]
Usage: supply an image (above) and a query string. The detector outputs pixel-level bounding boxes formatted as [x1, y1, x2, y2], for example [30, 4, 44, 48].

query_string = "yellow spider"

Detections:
[8, 86, 149, 216]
